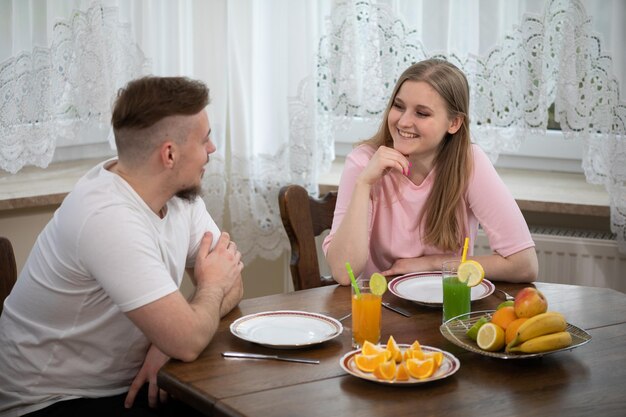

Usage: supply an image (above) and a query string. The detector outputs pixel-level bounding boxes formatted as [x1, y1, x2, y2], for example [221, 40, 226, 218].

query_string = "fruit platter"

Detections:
[439, 287, 591, 359]
[440, 310, 591, 359]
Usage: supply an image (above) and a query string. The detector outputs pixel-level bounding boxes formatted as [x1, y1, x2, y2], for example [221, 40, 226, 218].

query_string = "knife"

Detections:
[382, 302, 413, 317]
[222, 351, 320, 364]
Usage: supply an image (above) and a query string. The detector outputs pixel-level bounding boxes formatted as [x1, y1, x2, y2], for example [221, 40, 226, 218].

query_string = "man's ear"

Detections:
[447, 115, 463, 134]
[160, 141, 176, 168]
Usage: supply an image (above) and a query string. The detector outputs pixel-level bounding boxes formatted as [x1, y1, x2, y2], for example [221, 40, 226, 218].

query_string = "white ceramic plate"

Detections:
[230, 310, 343, 349]
[389, 272, 495, 307]
[340, 344, 460, 385]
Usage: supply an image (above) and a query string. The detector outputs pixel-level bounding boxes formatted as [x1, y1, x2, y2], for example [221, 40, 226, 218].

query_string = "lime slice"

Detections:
[476, 322, 505, 351]
[465, 316, 489, 341]
[369, 272, 387, 296]
[457, 260, 485, 287]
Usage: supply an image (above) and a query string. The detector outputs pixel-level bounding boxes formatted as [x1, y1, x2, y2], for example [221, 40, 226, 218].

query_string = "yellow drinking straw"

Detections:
[345, 262, 360, 298]
[461, 237, 469, 263]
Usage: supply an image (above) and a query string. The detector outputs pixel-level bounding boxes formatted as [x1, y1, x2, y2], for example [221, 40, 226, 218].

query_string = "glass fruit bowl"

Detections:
[439, 310, 592, 359]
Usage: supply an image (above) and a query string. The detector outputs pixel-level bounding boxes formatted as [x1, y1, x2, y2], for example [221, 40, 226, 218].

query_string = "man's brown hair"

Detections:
[112, 76, 210, 162]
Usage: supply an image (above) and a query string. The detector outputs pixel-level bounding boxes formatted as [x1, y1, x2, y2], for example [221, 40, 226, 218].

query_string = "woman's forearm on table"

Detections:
[470, 247, 538, 283]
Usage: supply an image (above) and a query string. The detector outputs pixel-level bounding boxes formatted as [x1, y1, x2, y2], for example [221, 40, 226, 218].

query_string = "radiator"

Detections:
[475, 228, 626, 294]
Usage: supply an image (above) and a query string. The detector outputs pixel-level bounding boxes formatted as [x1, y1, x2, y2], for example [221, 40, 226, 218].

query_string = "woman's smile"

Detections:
[397, 129, 418, 139]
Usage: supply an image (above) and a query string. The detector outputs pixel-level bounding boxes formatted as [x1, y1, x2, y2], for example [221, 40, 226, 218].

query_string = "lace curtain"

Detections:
[3, 0, 624, 260]
[215, 1, 332, 261]
[0, 1, 148, 174]
[308, 0, 626, 250]
[0, 0, 330, 263]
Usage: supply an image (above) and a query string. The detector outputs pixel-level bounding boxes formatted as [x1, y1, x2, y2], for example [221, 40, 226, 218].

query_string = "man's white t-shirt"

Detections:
[0, 159, 220, 416]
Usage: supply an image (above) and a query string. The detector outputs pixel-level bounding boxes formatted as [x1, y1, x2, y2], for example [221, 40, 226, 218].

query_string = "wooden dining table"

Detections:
[158, 281, 626, 417]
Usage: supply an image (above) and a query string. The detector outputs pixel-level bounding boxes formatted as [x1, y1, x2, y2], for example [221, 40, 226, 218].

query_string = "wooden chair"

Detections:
[0, 237, 17, 315]
[279, 185, 338, 291]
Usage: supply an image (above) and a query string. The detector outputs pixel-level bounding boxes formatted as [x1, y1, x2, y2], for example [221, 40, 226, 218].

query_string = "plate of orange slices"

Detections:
[339, 337, 460, 385]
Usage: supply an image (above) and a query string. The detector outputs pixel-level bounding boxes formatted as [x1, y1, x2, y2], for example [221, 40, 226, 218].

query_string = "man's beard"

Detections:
[175, 185, 203, 202]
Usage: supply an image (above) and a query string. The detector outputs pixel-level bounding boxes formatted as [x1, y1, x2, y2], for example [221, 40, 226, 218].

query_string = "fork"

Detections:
[319, 312, 351, 322]
[496, 288, 515, 301]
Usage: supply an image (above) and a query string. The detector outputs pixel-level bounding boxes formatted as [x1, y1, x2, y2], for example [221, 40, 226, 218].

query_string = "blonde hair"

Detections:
[361, 59, 472, 252]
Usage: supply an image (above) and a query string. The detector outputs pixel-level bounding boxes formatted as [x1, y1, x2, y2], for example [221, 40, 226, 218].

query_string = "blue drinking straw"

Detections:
[345, 262, 360, 298]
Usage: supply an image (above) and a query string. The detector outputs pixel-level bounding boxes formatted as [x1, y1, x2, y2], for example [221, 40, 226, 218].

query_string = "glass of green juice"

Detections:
[442, 259, 471, 322]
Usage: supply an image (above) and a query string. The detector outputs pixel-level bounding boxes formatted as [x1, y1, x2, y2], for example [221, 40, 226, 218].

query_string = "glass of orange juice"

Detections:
[351, 279, 382, 348]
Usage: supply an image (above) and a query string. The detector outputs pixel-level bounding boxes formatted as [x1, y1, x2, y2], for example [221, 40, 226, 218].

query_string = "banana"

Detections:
[506, 331, 572, 354]
[506, 312, 567, 351]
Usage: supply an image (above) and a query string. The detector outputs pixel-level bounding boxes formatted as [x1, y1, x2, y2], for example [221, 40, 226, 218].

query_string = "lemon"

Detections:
[457, 260, 485, 287]
[476, 322, 506, 351]
[369, 272, 387, 296]
[465, 316, 489, 341]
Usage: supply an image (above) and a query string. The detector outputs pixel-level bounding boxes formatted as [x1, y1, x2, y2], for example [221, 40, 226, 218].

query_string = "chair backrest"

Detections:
[0, 237, 17, 315]
[279, 185, 338, 291]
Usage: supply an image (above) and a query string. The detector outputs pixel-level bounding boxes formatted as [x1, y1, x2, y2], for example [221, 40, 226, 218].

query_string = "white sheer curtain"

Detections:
[224, 0, 332, 260]
[313, 0, 626, 249]
[121, 0, 335, 261]
[0, 0, 331, 262]
[0, 0, 148, 173]
[3, 0, 624, 259]
[0, 0, 232, 223]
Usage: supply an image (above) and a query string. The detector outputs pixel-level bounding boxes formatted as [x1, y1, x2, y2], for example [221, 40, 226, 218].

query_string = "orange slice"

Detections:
[354, 352, 387, 372]
[373, 359, 396, 381]
[361, 340, 384, 356]
[385, 336, 403, 363]
[422, 351, 444, 367]
[403, 340, 424, 360]
[406, 357, 436, 379]
[409, 340, 423, 353]
[395, 362, 410, 381]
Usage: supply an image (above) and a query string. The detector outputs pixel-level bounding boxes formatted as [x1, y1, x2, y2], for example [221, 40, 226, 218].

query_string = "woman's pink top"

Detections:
[322, 144, 534, 277]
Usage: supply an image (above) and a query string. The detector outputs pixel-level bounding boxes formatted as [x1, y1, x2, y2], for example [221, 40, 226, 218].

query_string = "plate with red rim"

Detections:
[340, 344, 460, 385]
[230, 311, 343, 349]
[389, 271, 495, 307]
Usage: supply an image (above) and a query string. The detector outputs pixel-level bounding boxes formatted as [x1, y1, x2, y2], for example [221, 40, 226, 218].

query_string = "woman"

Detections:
[323, 59, 538, 285]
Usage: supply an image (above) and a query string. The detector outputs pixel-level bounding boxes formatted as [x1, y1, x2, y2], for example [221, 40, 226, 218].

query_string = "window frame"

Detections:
[333, 118, 584, 174]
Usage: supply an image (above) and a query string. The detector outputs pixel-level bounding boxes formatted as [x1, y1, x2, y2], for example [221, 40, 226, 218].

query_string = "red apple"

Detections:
[514, 287, 548, 318]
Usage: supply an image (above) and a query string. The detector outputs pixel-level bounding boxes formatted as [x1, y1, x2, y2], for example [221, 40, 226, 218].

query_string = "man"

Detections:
[0, 76, 243, 416]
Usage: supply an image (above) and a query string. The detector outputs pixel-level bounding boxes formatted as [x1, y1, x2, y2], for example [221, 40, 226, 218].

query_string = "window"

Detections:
[333, 119, 583, 174]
